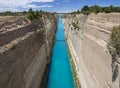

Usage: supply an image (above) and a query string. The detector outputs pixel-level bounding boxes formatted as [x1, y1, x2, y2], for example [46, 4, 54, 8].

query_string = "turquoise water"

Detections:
[46, 17, 74, 88]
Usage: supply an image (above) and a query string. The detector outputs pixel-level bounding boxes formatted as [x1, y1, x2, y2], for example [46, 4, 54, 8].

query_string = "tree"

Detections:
[104, 7, 111, 13]
[35, 10, 39, 19]
[90, 5, 101, 13]
[28, 8, 33, 13]
[81, 5, 89, 12]
[80, 5, 120, 14]
[23, 11, 27, 14]
[77, 10, 80, 14]
[110, 5, 114, 12]
[27, 8, 39, 21]
[27, 13, 34, 21]
[81, 5, 90, 15]
[27, 8, 34, 21]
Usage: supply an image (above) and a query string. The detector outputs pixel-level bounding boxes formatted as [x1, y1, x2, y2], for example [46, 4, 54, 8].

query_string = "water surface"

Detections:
[46, 17, 74, 88]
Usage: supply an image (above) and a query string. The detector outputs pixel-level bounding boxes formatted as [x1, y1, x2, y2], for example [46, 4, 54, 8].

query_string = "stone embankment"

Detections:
[62, 13, 120, 88]
[0, 14, 58, 88]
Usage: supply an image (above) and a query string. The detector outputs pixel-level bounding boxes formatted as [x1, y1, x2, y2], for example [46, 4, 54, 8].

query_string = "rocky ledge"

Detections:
[62, 13, 120, 88]
[0, 14, 58, 88]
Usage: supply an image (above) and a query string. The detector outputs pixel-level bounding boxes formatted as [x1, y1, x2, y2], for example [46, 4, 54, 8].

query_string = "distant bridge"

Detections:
[52, 13, 70, 15]
[56, 13, 69, 14]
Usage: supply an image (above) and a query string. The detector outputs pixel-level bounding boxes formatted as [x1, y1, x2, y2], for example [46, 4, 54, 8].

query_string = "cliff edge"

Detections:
[0, 14, 58, 88]
[63, 13, 120, 88]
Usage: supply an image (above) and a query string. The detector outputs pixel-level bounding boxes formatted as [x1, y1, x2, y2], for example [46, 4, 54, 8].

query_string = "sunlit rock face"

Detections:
[63, 13, 120, 88]
[0, 15, 58, 88]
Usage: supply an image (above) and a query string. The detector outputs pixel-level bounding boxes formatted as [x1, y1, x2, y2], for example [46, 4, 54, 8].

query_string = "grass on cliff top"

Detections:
[107, 26, 120, 60]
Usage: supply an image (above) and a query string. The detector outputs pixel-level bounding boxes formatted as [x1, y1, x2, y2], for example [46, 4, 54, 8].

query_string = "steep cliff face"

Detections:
[0, 15, 58, 88]
[63, 13, 120, 88]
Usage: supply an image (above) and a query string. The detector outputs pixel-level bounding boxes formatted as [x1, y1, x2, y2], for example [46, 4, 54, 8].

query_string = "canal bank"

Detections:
[46, 17, 74, 88]
[66, 39, 81, 88]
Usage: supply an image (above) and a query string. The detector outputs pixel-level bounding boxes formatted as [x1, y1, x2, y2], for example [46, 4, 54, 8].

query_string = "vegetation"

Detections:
[0, 8, 52, 21]
[0, 11, 27, 16]
[0, 8, 46, 17]
[107, 26, 120, 61]
[27, 8, 45, 21]
[72, 22, 80, 30]
[73, 5, 120, 15]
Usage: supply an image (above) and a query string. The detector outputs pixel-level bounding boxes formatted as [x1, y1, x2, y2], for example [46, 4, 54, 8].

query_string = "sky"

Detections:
[0, 0, 120, 12]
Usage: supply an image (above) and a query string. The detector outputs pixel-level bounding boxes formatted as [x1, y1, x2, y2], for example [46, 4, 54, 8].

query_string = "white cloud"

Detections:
[0, 0, 54, 11]
[23, 4, 53, 8]
[0, 7, 19, 12]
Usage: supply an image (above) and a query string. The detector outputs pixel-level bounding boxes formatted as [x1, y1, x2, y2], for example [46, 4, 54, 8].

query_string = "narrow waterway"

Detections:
[46, 17, 74, 88]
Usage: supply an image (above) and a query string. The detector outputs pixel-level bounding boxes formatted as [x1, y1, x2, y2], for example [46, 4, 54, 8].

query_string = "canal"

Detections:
[46, 17, 74, 88]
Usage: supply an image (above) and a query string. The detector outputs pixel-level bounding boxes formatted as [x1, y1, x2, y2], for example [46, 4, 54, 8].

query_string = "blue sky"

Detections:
[0, 0, 120, 12]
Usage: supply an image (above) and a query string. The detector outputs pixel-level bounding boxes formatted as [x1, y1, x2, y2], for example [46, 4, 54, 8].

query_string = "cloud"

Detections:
[22, 4, 53, 8]
[0, 7, 19, 12]
[0, 0, 54, 11]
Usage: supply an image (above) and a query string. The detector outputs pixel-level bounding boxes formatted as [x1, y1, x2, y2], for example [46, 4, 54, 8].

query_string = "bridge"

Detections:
[56, 13, 70, 14]
[51, 12, 70, 15]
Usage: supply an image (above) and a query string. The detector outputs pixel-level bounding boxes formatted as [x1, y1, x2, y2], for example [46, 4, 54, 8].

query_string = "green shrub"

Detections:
[107, 26, 120, 60]
[27, 8, 44, 21]
[27, 8, 37, 21]
[78, 5, 120, 14]
[27, 12, 34, 21]
[72, 22, 80, 30]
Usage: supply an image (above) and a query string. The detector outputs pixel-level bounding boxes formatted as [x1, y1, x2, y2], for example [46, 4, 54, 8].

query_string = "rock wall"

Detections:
[63, 13, 120, 88]
[0, 15, 58, 88]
